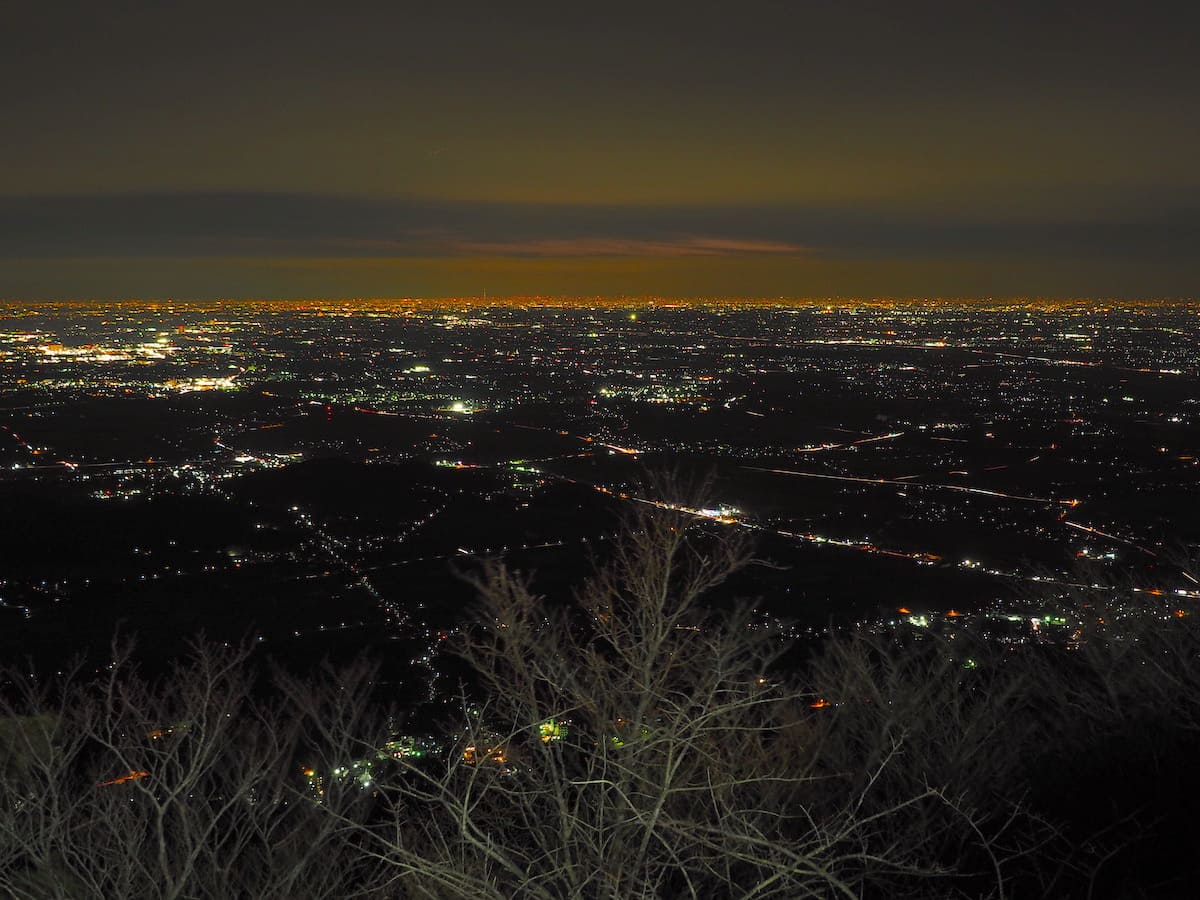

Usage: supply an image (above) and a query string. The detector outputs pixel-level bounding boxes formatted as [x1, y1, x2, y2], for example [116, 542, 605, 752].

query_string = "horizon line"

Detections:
[3, 295, 1197, 307]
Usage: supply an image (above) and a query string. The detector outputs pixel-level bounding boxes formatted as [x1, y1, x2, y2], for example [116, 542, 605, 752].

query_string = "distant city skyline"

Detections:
[3, 1, 1198, 298]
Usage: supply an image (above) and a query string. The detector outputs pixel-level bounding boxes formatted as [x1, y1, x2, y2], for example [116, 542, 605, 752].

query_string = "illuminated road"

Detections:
[796, 432, 905, 453]
[741, 465, 1080, 508]
[1063, 520, 1158, 557]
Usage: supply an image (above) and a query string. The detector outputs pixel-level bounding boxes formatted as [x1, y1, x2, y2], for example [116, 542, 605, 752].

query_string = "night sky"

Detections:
[3, 1, 1197, 299]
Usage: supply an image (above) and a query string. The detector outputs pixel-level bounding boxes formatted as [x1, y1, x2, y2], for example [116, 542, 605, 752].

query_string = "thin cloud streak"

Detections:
[444, 236, 812, 257]
[0, 192, 1195, 272]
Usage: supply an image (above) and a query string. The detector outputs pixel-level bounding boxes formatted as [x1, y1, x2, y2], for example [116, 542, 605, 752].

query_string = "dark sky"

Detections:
[3, 1, 1197, 299]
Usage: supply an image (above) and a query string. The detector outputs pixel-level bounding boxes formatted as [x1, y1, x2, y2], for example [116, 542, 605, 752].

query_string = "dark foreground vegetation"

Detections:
[2, 500, 1199, 899]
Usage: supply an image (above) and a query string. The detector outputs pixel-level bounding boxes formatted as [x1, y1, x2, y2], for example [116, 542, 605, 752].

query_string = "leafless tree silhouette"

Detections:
[0, 642, 387, 899]
[327, 486, 971, 899]
[4, 491, 1195, 898]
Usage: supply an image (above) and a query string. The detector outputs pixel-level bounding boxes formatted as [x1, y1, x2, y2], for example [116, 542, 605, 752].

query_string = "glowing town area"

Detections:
[2, 299, 1197, 689]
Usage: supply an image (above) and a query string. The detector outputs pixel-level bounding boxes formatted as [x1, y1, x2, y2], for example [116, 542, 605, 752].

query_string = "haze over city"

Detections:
[3, 1, 1198, 299]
